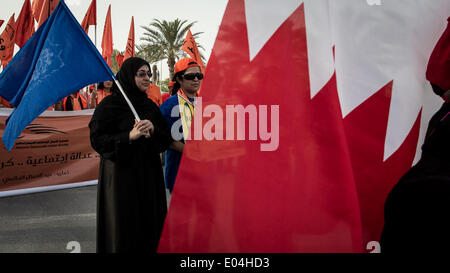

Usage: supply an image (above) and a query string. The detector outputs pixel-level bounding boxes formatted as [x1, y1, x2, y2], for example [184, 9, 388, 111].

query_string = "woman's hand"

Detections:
[129, 119, 154, 141]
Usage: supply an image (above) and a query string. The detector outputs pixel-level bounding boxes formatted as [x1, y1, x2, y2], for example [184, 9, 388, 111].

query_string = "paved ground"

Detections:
[0, 185, 172, 253]
[0, 185, 97, 253]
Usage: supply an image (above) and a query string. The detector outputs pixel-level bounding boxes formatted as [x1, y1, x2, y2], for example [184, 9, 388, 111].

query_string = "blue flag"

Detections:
[0, 1, 114, 151]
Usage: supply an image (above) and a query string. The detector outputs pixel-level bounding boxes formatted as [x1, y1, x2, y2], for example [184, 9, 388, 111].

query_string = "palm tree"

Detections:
[139, 19, 204, 79]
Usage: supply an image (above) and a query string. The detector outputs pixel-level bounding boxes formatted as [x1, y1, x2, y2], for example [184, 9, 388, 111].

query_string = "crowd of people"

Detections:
[1, 55, 201, 252]
[1, 15, 449, 253]
[89, 57, 201, 252]
[0, 78, 169, 110]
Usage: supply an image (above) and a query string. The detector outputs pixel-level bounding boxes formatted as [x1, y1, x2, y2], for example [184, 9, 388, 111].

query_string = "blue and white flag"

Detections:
[0, 1, 114, 151]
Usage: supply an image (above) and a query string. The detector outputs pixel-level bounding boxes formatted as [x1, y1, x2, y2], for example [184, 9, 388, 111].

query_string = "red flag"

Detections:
[123, 16, 135, 61]
[31, 0, 44, 23]
[15, 0, 35, 48]
[0, 95, 13, 108]
[115, 53, 124, 69]
[37, 0, 59, 28]
[80, 0, 96, 34]
[101, 5, 113, 67]
[182, 29, 205, 73]
[0, 14, 16, 69]
[158, 0, 363, 252]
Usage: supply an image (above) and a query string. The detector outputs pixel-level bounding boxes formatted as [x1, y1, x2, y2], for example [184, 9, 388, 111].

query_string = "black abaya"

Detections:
[89, 57, 172, 252]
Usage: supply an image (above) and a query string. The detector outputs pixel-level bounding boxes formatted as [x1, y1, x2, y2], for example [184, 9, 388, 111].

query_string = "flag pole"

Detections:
[114, 79, 141, 122]
[94, 24, 98, 109]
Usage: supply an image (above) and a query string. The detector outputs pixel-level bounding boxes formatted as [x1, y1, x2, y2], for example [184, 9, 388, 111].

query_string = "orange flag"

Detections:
[123, 16, 135, 61]
[145, 83, 162, 106]
[80, 0, 96, 34]
[116, 53, 124, 69]
[15, 0, 35, 48]
[182, 29, 205, 73]
[31, 0, 44, 23]
[37, 0, 59, 28]
[101, 5, 113, 67]
[0, 14, 16, 69]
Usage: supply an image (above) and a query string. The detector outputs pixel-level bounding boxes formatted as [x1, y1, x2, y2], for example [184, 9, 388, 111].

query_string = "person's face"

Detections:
[134, 65, 151, 92]
[178, 67, 202, 95]
[103, 80, 113, 89]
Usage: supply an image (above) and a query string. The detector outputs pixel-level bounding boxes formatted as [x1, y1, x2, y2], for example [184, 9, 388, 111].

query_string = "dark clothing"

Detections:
[159, 94, 194, 191]
[64, 95, 84, 111]
[89, 57, 173, 252]
[381, 102, 450, 252]
[380, 176, 450, 253]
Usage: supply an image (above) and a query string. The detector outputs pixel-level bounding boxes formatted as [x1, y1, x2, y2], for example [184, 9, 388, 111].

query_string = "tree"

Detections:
[159, 78, 170, 93]
[139, 19, 204, 79]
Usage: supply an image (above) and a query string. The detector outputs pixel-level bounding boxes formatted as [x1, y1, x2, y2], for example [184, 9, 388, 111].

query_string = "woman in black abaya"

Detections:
[89, 57, 173, 252]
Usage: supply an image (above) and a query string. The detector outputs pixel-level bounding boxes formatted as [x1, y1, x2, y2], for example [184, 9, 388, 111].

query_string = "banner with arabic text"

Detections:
[0, 109, 98, 197]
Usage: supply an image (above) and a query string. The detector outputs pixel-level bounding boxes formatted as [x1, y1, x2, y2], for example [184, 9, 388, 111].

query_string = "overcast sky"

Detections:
[0, 0, 229, 80]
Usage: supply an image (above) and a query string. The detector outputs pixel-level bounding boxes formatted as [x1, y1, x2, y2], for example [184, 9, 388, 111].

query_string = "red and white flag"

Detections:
[158, 0, 450, 253]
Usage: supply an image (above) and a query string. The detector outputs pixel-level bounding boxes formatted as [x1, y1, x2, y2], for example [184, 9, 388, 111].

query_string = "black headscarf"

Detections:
[112, 57, 150, 100]
[91, 57, 156, 123]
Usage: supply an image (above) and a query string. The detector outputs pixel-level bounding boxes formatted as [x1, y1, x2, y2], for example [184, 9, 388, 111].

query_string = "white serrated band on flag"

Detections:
[244, 0, 303, 61]
[304, 0, 334, 99]
[330, 0, 449, 161]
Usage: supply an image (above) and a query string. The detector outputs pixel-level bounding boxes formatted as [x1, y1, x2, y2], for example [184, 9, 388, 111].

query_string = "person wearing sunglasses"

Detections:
[160, 58, 203, 195]
[89, 57, 180, 253]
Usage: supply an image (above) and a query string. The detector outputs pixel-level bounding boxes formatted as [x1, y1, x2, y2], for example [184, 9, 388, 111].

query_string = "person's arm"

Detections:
[169, 141, 184, 153]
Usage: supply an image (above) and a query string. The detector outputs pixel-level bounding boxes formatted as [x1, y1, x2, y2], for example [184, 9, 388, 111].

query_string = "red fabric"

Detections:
[426, 17, 450, 91]
[0, 14, 16, 69]
[79, 91, 88, 109]
[101, 5, 113, 67]
[96, 89, 111, 104]
[15, 0, 35, 48]
[182, 29, 205, 73]
[0, 20, 4, 28]
[115, 53, 124, 69]
[31, 0, 44, 23]
[63, 93, 83, 111]
[174, 57, 198, 75]
[123, 16, 135, 61]
[80, 0, 96, 34]
[158, 0, 364, 252]
[37, 0, 59, 28]
[161, 92, 170, 103]
[145, 84, 162, 106]
[0, 96, 13, 108]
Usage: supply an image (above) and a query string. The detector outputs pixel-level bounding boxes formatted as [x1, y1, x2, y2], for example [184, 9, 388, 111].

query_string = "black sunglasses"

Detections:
[183, 73, 204, 80]
[136, 71, 152, 78]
